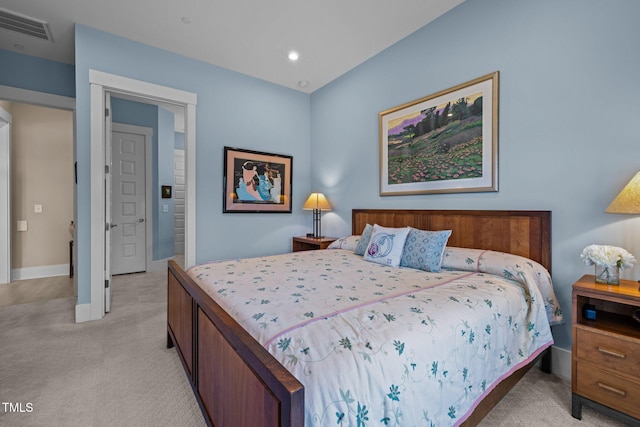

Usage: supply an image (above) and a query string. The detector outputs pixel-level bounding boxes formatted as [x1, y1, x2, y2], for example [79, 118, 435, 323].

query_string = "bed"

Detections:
[167, 209, 561, 426]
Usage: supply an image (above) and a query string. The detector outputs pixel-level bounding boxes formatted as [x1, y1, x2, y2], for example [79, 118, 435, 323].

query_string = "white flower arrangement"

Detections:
[580, 244, 636, 270]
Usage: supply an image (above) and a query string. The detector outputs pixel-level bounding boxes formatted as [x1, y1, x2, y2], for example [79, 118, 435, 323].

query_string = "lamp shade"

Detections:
[303, 193, 332, 211]
[606, 172, 640, 214]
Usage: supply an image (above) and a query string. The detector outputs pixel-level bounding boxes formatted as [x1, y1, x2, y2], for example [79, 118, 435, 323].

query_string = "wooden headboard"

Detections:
[352, 209, 551, 271]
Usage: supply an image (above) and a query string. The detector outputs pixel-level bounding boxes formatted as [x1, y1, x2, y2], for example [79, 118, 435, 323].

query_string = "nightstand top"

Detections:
[293, 236, 337, 244]
[573, 274, 640, 303]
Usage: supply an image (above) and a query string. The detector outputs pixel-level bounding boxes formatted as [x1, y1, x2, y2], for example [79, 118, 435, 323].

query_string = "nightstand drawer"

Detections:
[575, 360, 640, 419]
[576, 327, 640, 378]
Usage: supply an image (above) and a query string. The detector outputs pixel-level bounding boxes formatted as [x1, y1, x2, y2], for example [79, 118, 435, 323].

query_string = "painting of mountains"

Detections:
[380, 72, 498, 195]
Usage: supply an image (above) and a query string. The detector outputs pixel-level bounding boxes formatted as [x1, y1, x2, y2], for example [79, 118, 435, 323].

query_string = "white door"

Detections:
[173, 149, 185, 255]
[0, 107, 11, 285]
[110, 130, 146, 275]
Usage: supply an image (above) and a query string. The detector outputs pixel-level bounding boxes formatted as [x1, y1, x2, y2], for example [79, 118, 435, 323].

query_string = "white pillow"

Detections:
[327, 235, 360, 251]
[363, 225, 411, 267]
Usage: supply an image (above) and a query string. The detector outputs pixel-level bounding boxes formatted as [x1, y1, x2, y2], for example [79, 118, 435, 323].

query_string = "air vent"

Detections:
[0, 8, 53, 42]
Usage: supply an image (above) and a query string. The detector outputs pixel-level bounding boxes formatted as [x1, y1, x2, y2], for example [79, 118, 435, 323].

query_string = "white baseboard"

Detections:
[75, 303, 91, 323]
[12, 264, 69, 281]
[549, 345, 571, 380]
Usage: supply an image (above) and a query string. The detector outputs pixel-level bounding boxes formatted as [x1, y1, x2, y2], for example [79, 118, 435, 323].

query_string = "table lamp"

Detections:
[303, 193, 332, 238]
[606, 171, 640, 214]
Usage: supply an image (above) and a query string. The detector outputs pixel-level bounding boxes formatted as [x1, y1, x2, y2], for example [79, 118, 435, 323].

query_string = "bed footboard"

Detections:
[167, 260, 304, 427]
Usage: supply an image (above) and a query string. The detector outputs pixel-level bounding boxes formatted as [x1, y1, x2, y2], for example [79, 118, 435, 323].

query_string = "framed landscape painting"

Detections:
[223, 146, 292, 213]
[379, 72, 499, 195]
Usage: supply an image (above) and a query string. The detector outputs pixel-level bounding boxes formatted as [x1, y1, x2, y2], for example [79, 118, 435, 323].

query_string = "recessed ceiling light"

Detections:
[181, 17, 192, 24]
[298, 80, 309, 88]
[287, 51, 299, 61]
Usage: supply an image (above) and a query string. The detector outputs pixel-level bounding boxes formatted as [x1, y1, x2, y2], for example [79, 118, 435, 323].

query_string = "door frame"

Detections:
[0, 85, 76, 287]
[110, 123, 153, 273]
[88, 70, 197, 321]
[0, 106, 11, 285]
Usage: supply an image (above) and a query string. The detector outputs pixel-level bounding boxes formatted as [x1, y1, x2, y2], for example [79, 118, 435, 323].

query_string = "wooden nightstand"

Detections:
[292, 236, 337, 252]
[571, 274, 640, 424]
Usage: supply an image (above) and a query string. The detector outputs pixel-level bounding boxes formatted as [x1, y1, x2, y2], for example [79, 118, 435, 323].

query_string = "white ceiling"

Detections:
[0, 0, 464, 93]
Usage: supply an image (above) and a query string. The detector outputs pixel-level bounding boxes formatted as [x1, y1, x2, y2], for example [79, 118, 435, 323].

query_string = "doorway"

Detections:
[86, 70, 197, 322]
[0, 91, 76, 306]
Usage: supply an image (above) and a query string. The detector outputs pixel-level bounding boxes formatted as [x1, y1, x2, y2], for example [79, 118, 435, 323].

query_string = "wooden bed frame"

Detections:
[167, 209, 552, 427]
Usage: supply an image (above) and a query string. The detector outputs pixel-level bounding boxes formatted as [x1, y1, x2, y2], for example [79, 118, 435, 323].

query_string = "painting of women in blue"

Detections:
[236, 161, 282, 203]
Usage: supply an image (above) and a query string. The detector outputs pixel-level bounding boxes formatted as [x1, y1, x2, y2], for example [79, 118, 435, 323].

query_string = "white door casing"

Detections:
[110, 130, 147, 275]
[104, 93, 112, 312]
[88, 70, 197, 322]
[0, 107, 11, 285]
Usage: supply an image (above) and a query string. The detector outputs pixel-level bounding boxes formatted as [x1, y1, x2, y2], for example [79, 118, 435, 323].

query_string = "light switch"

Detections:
[17, 220, 27, 232]
[163, 204, 169, 213]
[34, 204, 43, 214]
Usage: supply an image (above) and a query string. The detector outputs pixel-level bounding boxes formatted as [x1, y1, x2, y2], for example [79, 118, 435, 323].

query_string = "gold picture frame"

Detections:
[379, 72, 499, 195]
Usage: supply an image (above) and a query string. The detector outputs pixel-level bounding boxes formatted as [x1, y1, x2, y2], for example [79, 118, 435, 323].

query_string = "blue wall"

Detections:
[0, 50, 75, 98]
[157, 107, 175, 260]
[74, 25, 311, 305]
[5, 1, 640, 350]
[175, 132, 185, 149]
[310, 0, 640, 350]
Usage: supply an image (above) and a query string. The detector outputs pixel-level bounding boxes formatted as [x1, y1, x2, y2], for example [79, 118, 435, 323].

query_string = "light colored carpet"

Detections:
[0, 268, 628, 426]
[479, 366, 626, 426]
[0, 269, 205, 427]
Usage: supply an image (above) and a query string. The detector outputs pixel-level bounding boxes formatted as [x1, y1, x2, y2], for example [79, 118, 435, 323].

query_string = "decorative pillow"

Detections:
[400, 228, 452, 272]
[363, 225, 411, 267]
[354, 224, 374, 256]
[327, 235, 360, 251]
[441, 246, 485, 271]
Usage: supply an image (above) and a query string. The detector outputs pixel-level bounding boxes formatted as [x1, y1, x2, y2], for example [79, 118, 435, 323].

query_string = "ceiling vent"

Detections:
[0, 8, 53, 42]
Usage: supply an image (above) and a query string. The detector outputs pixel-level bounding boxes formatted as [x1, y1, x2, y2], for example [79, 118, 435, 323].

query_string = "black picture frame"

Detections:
[223, 146, 293, 213]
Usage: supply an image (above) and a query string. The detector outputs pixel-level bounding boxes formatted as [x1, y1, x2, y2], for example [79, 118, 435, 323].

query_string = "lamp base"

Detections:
[312, 209, 322, 238]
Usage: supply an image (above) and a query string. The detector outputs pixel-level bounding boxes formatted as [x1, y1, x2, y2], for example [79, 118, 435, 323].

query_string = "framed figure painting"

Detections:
[223, 146, 293, 213]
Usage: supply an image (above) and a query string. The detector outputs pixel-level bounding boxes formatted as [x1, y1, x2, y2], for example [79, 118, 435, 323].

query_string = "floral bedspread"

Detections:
[188, 248, 558, 426]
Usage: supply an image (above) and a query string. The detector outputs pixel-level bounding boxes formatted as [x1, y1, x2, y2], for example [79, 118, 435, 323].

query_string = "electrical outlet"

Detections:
[17, 220, 27, 232]
[34, 204, 43, 213]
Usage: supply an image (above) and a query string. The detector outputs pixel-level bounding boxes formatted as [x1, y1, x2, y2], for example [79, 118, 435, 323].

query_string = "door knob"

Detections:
[138, 218, 145, 223]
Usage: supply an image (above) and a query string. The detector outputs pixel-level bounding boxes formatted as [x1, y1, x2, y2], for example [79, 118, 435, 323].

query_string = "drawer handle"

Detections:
[597, 347, 627, 359]
[597, 382, 627, 397]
